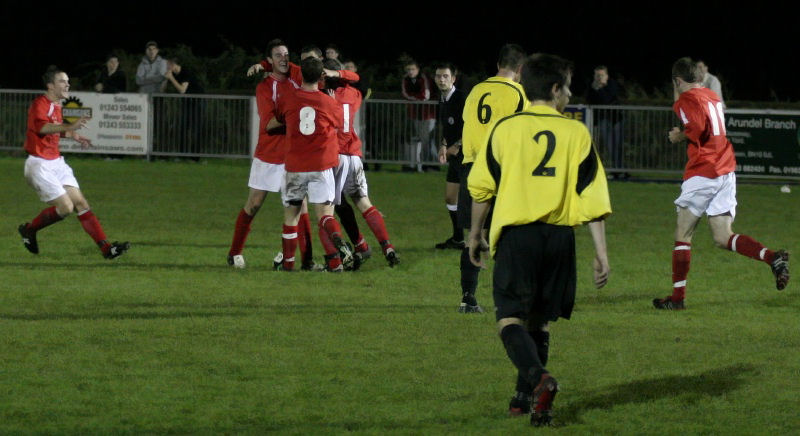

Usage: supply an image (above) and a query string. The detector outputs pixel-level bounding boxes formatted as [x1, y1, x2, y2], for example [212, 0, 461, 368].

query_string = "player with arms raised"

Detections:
[18, 66, 129, 259]
[468, 53, 610, 426]
[227, 39, 319, 270]
[457, 43, 527, 313]
[275, 57, 353, 272]
[653, 57, 789, 310]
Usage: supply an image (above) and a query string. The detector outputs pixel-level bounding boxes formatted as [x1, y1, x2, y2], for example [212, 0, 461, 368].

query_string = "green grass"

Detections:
[1, 155, 798, 434]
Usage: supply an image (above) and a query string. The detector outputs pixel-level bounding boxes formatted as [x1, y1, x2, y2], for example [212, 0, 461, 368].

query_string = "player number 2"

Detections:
[299, 106, 316, 135]
[531, 131, 556, 177]
[707, 102, 726, 136]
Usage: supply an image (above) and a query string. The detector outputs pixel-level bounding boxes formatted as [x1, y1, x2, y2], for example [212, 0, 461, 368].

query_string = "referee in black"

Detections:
[468, 53, 611, 427]
[433, 62, 468, 250]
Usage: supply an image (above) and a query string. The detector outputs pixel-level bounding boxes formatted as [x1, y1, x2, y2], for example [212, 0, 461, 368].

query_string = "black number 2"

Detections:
[477, 92, 492, 124]
[532, 131, 556, 177]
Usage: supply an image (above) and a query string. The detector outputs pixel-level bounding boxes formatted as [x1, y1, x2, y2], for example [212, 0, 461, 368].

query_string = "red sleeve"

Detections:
[289, 62, 303, 85]
[256, 82, 276, 125]
[326, 96, 343, 129]
[260, 60, 270, 71]
[338, 70, 360, 83]
[675, 97, 706, 145]
[31, 98, 50, 134]
[421, 74, 431, 101]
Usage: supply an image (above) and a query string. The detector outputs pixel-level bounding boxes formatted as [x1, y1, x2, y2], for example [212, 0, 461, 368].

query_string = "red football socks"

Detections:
[297, 213, 313, 266]
[319, 215, 343, 269]
[229, 209, 254, 256]
[671, 241, 691, 301]
[281, 224, 298, 271]
[362, 207, 393, 253]
[727, 234, 775, 264]
[29, 206, 64, 231]
[77, 210, 110, 251]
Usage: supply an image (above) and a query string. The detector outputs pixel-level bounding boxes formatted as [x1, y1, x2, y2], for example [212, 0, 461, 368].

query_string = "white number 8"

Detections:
[299, 106, 316, 135]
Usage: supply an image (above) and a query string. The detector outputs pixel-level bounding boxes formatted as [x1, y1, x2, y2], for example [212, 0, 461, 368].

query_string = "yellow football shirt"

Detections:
[461, 76, 527, 164]
[468, 105, 612, 256]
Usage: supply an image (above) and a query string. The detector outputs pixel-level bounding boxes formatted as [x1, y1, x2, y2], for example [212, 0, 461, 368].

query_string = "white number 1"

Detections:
[707, 102, 726, 136]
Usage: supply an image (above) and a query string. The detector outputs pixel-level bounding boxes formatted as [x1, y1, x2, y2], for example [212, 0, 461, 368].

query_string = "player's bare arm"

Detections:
[468, 200, 492, 268]
[588, 219, 609, 288]
[246, 63, 264, 77]
[39, 115, 90, 135]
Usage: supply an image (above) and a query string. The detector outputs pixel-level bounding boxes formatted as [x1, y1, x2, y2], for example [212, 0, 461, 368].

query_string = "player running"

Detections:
[18, 66, 129, 259]
[653, 57, 789, 310]
[323, 58, 398, 269]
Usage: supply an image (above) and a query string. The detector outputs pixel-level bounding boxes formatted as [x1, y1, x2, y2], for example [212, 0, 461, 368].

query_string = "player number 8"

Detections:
[299, 106, 316, 135]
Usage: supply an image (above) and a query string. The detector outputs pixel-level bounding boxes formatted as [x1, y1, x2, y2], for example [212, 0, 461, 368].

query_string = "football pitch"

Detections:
[1, 155, 798, 434]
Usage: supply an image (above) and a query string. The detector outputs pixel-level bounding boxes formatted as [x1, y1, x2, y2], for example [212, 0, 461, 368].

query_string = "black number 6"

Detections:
[477, 92, 492, 124]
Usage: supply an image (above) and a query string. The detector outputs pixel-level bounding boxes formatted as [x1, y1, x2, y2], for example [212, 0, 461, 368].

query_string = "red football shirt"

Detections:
[673, 87, 736, 180]
[24, 95, 62, 160]
[333, 84, 363, 156]
[254, 74, 300, 164]
[278, 89, 343, 172]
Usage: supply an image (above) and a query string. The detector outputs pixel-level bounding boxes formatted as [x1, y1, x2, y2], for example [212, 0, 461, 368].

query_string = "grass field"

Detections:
[1, 155, 798, 434]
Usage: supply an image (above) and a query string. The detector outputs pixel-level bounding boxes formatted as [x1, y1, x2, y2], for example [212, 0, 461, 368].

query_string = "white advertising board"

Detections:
[60, 92, 149, 155]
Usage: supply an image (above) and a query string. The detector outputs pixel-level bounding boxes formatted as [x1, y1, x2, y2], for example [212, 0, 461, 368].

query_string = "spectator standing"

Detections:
[136, 41, 167, 94]
[401, 59, 436, 172]
[697, 59, 724, 107]
[586, 65, 626, 179]
[164, 57, 206, 155]
[94, 54, 126, 93]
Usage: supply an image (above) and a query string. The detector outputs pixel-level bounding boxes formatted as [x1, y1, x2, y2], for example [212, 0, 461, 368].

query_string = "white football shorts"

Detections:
[674, 172, 737, 218]
[24, 155, 79, 202]
[248, 158, 285, 193]
[282, 168, 335, 206]
[333, 154, 368, 205]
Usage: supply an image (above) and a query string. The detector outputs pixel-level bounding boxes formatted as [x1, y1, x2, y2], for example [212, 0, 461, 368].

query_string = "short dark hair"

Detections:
[520, 53, 573, 102]
[672, 57, 700, 83]
[325, 43, 339, 53]
[323, 58, 343, 71]
[106, 53, 119, 62]
[266, 39, 286, 57]
[434, 62, 457, 76]
[301, 45, 322, 58]
[498, 44, 526, 70]
[42, 65, 63, 87]
[594, 65, 608, 72]
[403, 58, 418, 68]
[301, 57, 324, 83]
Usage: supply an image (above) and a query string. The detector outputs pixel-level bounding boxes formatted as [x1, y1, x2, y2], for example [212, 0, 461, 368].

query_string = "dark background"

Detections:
[2, 3, 797, 102]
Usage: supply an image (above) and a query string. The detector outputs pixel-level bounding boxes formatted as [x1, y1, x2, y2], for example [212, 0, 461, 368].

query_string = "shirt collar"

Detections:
[441, 86, 456, 102]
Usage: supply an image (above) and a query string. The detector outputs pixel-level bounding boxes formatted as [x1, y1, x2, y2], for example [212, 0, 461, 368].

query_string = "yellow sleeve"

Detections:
[468, 128, 498, 203]
[575, 132, 612, 223]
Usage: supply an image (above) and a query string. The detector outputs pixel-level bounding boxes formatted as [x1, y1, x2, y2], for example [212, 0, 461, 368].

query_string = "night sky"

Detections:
[2, 3, 797, 102]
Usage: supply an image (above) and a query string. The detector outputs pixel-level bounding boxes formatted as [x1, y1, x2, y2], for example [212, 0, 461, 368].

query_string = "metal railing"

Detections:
[0, 90, 40, 152]
[590, 105, 683, 173]
[150, 93, 255, 159]
[3, 88, 796, 179]
[360, 99, 440, 169]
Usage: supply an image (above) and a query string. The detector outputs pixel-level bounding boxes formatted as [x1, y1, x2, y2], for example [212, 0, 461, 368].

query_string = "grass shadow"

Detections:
[557, 364, 756, 426]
